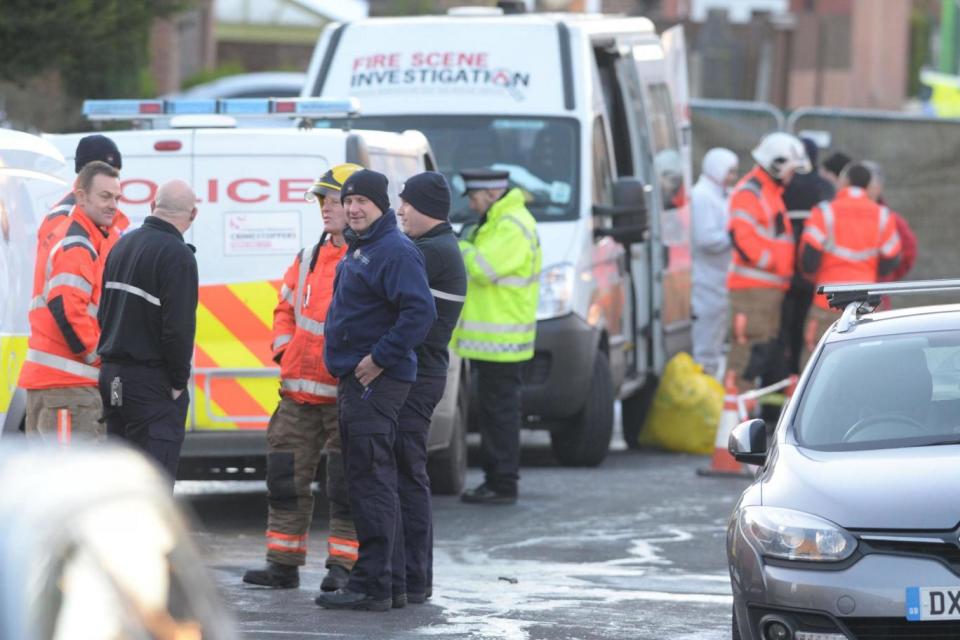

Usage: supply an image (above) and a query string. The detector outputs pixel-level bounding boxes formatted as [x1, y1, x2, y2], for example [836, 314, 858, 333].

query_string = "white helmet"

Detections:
[751, 132, 812, 181]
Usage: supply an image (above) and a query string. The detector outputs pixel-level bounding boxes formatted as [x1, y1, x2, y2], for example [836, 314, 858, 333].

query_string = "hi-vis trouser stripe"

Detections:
[26, 348, 99, 381]
[266, 530, 307, 554]
[57, 409, 72, 445]
[328, 536, 360, 561]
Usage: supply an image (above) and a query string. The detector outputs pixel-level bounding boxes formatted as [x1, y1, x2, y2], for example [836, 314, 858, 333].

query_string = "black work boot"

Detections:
[315, 588, 391, 612]
[320, 564, 350, 592]
[460, 483, 517, 505]
[242, 561, 299, 588]
[392, 592, 407, 609]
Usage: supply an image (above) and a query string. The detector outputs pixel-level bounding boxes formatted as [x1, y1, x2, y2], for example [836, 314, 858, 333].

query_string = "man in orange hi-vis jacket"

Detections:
[18, 161, 123, 442]
[799, 162, 901, 365]
[243, 163, 362, 593]
[726, 132, 811, 390]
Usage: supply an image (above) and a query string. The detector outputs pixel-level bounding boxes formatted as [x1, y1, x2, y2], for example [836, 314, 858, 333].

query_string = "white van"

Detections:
[0, 129, 69, 439]
[303, 9, 694, 465]
[32, 101, 467, 493]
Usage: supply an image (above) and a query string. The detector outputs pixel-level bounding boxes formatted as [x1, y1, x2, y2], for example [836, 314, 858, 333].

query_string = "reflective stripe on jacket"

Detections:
[453, 188, 542, 363]
[274, 235, 346, 404]
[19, 207, 119, 389]
[800, 187, 902, 310]
[726, 167, 794, 291]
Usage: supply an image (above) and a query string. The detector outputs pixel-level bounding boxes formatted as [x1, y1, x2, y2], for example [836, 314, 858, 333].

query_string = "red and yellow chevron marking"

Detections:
[192, 280, 282, 430]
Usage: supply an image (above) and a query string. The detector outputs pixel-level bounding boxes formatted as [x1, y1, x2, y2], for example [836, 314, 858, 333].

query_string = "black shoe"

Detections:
[242, 561, 299, 589]
[408, 592, 427, 604]
[461, 483, 517, 505]
[315, 588, 391, 612]
[321, 565, 350, 592]
[392, 592, 407, 609]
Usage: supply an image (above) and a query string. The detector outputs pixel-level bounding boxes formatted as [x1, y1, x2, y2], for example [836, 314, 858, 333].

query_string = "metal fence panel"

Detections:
[690, 99, 784, 174]
[789, 108, 960, 303]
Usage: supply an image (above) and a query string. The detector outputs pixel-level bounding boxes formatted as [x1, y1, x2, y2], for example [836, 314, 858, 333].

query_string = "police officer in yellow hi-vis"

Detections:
[455, 168, 542, 505]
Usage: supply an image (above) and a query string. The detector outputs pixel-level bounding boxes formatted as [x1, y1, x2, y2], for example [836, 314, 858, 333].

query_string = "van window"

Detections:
[647, 82, 684, 209]
[315, 116, 580, 223]
[591, 117, 614, 206]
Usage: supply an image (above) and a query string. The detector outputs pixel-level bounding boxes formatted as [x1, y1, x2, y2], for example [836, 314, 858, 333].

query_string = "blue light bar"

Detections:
[166, 99, 218, 115]
[218, 99, 270, 115]
[81, 97, 360, 121]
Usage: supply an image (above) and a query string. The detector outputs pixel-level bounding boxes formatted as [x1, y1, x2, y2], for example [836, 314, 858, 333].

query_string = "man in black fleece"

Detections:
[319, 169, 435, 612]
[393, 172, 466, 605]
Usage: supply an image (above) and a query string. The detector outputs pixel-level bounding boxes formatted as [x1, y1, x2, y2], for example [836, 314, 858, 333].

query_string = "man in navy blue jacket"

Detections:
[318, 169, 436, 612]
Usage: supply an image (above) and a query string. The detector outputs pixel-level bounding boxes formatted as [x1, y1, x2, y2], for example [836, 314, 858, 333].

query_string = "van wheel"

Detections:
[428, 380, 468, 496]
[550, 351, 614, 467]
[621, 375, 658, 450]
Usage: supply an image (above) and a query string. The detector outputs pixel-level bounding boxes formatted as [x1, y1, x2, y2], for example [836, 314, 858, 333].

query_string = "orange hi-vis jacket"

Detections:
[726, 167, 794, 291]
[800, 187, 902, 310]
[19, 207, 121, 389]
[272, 234, 347, 405]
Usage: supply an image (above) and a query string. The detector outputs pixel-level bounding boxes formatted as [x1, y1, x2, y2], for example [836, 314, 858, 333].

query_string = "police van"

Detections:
[15, 100, 467, 493]
[303, 8, 694, 464]
[0, 129, 69, 440]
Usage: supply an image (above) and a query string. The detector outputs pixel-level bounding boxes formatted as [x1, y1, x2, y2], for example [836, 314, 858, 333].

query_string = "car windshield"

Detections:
[794, 330, 960, 451]
[314, 115, 580, 222]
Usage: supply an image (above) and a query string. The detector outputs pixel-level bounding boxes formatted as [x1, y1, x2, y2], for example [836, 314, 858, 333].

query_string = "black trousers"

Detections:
[338, 374, 410, 601]
[474, 360, 523, 495]
[392, 374, 446, 597]
[779, 275, 815, 374]
[98, 362, 188, 483]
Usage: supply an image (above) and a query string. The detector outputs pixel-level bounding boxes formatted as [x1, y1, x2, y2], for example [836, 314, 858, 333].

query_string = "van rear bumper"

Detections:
[521, 314, 597, 421]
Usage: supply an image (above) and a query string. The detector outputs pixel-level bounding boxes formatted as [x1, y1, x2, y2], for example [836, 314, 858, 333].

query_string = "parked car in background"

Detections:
[728, 280, 960, 640]
[0, 444, 237, 639]
[165, 72, 307, 100]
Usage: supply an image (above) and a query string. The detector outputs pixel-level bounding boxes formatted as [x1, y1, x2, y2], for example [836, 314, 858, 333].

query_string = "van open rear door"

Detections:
[660, 25, 693, 194]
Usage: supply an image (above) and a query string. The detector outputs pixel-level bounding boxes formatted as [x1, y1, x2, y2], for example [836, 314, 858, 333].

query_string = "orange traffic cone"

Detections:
[697, 382, 753, 478]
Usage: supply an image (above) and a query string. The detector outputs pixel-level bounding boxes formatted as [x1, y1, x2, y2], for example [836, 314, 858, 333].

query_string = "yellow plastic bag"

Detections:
[638, 352, 724, 454]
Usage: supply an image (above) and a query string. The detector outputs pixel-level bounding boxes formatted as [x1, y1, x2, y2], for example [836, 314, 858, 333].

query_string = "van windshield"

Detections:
[316, 115, 579, 222]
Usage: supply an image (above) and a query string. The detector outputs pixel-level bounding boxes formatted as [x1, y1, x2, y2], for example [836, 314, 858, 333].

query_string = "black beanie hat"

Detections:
[341, 169, 390, 214]
[822, 151, 851, 178]
[399, 172, 451, 220]
[75, 134, 122, 173]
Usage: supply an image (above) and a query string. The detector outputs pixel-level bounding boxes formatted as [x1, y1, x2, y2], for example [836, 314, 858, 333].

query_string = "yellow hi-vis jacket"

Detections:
[453, 188, 542, 362]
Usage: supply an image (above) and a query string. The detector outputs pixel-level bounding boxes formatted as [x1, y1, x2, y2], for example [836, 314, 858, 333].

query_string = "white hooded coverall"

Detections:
[691, 148, 739, 375]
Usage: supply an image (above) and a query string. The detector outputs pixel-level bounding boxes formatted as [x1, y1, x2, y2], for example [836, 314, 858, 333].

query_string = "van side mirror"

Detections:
[592, 177, 649, 244]
[728, 419, 768, 465]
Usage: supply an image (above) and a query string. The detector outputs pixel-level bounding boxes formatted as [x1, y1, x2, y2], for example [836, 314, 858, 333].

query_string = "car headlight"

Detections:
[739, 506, 857, 562]
[536, 263, 575, 320]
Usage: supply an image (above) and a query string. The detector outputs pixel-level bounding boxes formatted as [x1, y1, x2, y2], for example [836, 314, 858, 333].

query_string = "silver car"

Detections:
[727, 280, 960, 640]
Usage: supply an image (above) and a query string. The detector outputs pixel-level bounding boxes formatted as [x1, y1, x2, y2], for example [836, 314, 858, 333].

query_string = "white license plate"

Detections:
[906, 586, 960, 621]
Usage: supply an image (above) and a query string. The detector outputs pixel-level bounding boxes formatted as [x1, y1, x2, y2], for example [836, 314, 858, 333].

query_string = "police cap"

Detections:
[459, 168, 509, 196]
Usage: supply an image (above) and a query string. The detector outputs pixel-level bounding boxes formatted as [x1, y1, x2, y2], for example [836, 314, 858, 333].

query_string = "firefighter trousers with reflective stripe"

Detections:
[475, 360, 522, 495]
[25, 387, 104, 443]
[392, 374, 447, 597]
[264, 396, 356, 569]
[727, 288, 784, 391]
[338, 374, 411, 601]
[98, 362, 188, 484]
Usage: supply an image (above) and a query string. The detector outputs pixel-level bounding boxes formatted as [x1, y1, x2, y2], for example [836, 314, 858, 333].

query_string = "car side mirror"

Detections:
[728, 419, 768, 465]
[592, 177, 649, 244]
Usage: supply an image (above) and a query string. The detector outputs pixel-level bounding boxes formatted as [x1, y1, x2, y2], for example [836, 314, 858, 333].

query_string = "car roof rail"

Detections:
[82, 97, 360, 123]
[819, 279, 960, 333]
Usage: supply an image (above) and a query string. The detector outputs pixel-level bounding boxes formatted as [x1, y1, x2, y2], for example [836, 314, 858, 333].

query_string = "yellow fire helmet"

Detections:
[305, 163, 364, 203]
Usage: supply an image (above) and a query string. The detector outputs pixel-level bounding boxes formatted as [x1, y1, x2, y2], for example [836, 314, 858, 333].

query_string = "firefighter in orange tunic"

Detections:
[799, 162, 901, 364]
[726, 133, 811, 390]
[18, 161, 123, 441]
[243, 163, 362, 592]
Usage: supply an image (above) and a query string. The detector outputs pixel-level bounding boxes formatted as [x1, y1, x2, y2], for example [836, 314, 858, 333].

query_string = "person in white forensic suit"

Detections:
[690, 147, 739, 376]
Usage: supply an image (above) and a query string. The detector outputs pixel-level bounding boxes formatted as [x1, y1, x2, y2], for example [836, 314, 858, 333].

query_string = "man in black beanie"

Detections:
[392, 172, 466, 605]
[319, 169, 436, 611]
[39, 134, 126, 242]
